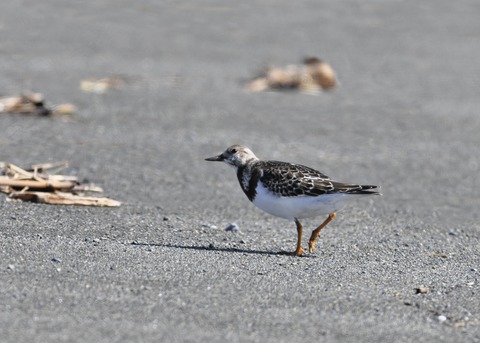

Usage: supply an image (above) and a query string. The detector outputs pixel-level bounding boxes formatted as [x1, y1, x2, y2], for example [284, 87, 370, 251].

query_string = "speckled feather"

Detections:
[244, 160, 378, 200]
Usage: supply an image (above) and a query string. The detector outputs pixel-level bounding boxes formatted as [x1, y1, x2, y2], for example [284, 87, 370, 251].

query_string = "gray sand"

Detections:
[1, 1, 479, 342]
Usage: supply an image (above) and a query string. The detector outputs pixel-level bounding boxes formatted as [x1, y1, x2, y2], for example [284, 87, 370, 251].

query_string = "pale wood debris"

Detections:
[0, 93, 76, 116]
[8, 191, 121, 207]
[0, 162, 120, 207]
[246, 57, 337, 94]
[80, 75, 138, 93]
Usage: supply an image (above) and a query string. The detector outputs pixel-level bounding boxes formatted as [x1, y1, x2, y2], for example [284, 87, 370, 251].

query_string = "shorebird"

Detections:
[206, 145, 380, 256]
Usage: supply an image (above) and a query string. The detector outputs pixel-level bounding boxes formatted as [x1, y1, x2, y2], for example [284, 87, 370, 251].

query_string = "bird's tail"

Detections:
[352, 185, 381, 195]
[331, 182, 381, 195]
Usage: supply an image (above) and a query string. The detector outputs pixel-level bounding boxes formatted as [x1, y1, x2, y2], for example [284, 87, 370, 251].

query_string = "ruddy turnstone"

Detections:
[206, 144, 380, 256]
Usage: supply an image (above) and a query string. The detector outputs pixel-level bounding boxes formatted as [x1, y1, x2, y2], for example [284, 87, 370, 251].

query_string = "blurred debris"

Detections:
[454, 319, 480, 328]
[0, 93, 76, 116]
[0, 162, 120, 207]
[0, 93, 50, 116]
[53, 103, 77, 115]
[453, 321, 466, 328]
[303, 57, 336, 90]
[225, 223, 240, 232]
[415, 287, 429, 294]
[80, 75, 134, 93]
[246, 57, 336, 94]
[432, 252, 448, 258]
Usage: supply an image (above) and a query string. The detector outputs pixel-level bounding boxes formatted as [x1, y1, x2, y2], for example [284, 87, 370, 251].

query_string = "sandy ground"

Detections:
[1, 1, 479, 342]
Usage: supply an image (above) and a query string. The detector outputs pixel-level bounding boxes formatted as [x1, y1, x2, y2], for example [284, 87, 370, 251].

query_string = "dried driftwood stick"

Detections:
[0, 177, 76, 191]
[46, 175, 78, 182]
[5, 163, 35, 179]
[72, 184, 104, 192]
[30, 161, 69, 173]
[3, 162, 74, 180]
[8, 191, 121, 207]
[1, 161, 121, 207]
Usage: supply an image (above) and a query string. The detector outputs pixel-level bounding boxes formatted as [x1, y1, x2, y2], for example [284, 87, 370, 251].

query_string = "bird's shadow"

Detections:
[129, 241, 317, 258]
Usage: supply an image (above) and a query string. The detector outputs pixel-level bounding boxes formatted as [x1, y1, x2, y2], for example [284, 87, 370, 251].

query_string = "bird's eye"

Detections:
[230, 148, 237, 154]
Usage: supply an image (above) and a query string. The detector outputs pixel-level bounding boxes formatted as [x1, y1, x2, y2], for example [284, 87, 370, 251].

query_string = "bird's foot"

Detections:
[308, 240, 317, 253]
[278, 247, 305, 256]
[295, 247, 305, 256]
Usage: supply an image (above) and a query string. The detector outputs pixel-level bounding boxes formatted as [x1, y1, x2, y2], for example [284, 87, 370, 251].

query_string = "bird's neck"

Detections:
[236, 160, 261, 201]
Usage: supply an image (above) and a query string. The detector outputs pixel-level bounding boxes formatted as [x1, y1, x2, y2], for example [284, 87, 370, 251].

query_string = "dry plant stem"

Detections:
[0, 177, 76, 191]
[6, 163, 34, 178]
[9, 191, 121, 207]
[46, 175, 78, 182]
[31, 161, 68, 174]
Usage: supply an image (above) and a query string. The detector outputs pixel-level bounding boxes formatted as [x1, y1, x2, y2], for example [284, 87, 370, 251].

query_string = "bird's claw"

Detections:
[294, 247, 305, 256]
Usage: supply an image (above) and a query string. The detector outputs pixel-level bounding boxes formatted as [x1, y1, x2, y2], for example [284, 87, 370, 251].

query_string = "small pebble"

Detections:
[7, 264, 15, 270]
[415, 287, 429, 294]
[438, 315, 447, 322]
[51, 257, 62, 263]
[225, 223, 240, 232]
[202, 224, 218, 229]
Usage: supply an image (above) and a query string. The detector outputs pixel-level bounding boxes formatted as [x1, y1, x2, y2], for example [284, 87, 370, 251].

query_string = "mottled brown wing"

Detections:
[259, 161, 334, 197]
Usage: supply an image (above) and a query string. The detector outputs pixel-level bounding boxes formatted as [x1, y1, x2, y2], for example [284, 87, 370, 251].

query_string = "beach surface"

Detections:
[0, 1, 479, 342]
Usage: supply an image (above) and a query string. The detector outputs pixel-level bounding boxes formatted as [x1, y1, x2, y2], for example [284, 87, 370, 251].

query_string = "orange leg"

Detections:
[294, 218, 305, 256]
[308, 212, 336, 253]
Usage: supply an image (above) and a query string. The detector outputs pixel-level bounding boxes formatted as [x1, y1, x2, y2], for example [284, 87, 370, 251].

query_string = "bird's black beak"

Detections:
[205, 154, 225, 162]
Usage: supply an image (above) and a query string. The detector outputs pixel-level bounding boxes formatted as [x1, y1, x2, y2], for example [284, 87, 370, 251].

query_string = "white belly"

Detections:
[252, 182, 356, 220]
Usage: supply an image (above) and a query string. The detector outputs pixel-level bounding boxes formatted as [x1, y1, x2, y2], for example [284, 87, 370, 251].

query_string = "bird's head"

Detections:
[205, 144, 258, 168]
